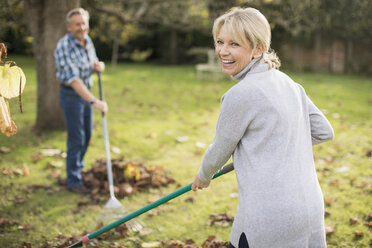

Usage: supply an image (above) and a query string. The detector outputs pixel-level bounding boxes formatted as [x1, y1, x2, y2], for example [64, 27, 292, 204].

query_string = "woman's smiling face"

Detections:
[215, 24, 254, 76]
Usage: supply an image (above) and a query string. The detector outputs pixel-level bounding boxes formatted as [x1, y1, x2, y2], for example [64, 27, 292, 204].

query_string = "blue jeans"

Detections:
[59, 87, 92, 188]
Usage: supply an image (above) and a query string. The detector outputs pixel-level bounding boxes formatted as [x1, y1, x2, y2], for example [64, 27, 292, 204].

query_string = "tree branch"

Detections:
[86, 0, 127, 24]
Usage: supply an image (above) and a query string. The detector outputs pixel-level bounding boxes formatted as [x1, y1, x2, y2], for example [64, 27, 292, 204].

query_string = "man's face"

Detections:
[67, 14, 88, 43]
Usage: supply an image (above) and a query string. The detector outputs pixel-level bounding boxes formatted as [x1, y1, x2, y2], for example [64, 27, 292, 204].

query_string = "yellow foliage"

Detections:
[0, 42, 25, 137]
[123, 162, 141, 181]
[0, 96, 17, 136]
[0, 63, 26, 99]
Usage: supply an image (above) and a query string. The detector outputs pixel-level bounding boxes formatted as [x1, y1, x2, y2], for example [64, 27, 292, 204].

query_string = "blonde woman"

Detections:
[191, 7, 334, 248]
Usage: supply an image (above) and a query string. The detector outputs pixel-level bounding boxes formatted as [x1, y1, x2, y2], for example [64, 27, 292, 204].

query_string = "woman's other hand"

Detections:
[191, 176, 210, 191]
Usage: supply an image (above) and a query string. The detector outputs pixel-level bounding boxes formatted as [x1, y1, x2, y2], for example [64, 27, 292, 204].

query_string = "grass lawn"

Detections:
[0, 56, 371, 247]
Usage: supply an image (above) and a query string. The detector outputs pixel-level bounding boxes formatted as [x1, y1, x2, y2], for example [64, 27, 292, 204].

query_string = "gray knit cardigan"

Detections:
[197, 59, 334, 248]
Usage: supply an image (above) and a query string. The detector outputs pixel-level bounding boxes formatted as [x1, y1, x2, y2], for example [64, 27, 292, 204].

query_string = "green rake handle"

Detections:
[68, 163, 234, 247]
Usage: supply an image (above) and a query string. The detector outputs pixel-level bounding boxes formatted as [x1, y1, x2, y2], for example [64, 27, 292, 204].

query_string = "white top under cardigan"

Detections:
[197, 59, 334, 248]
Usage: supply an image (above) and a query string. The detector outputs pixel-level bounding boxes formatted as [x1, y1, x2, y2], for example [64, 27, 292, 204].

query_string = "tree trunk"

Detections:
[23, 0, 80, 133]
[111, 32, 119, 70]
[345, 39, 353, 74]
[293, 43, 303, 71]
[312, 33, 321, 72]
[329, 39, 345, 74]
[170, 29, 178, 65]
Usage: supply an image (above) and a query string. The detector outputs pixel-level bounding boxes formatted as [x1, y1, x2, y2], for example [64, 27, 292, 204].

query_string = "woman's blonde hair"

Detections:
[213, 7, 280, 69]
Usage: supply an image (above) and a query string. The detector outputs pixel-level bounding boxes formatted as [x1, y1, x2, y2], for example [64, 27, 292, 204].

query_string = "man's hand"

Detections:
[92, 99, 108, 114]
[191, 176, 210, 191]
[94, 61, 105, 73]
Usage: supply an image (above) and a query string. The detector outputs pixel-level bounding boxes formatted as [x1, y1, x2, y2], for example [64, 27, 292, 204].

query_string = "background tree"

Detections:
[0, 0, 31, 55]
[87, 0, 211, 65]
[22, 0, 80, 133]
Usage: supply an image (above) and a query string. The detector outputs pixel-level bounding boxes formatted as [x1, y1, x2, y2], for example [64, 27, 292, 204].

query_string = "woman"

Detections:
[191, 7, 334, 248]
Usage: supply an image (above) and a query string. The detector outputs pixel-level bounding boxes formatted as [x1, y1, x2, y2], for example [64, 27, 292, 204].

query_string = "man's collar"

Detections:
[67, 32, 87, 47]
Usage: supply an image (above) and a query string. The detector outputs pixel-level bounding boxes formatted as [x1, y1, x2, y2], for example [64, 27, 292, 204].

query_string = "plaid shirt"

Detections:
[54, 32, 98, 88]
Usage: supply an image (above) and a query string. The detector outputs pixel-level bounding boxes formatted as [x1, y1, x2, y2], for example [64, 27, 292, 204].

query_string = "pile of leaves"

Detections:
[80, 158, 176, 202]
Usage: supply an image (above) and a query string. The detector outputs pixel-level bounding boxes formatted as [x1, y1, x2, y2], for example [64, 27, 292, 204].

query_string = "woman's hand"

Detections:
[191, 176, 210, 191]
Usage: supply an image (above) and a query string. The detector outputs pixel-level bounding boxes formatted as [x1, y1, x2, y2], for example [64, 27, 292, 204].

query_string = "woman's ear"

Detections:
[253, 44, 264, 59]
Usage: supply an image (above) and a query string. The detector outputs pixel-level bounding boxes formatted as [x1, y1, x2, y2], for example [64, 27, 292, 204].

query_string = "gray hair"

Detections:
[213, 7, 280, 69]
[66, 8, 90, 25]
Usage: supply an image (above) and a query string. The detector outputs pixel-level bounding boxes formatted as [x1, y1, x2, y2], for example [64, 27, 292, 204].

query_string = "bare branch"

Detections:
[86, 0, 127, 24]
[134, 0, 149, 20]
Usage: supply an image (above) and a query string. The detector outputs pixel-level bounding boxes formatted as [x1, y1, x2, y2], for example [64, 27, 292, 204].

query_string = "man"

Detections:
[55, 8, 108, 194]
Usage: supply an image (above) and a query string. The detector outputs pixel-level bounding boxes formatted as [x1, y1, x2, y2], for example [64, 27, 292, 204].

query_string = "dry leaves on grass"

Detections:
[207, 213, 234, 227]
[0, 217, 17, 227]
[19, 233, 230, 248]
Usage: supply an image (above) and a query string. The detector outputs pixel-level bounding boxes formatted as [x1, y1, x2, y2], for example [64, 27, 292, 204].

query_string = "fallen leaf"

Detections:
[185, 197, 195, 203]
[138, 228, 153, 236]
[111, 146, 122, 154]
[142, 241, 162, 248]
[229, 192, 238, 198]
[1, 168, 12, 176]
[31, 153, 43, 162]
[366, 150, 372, 158]
[201, 236, 229, 248]
[0, 96, 17, 136]
[329, 180, 340, 187]
[40, 148, 62, 157]
[22, 164, 30, 176]
[0, 218, 16, 227]
[123, 162, 140, 181]
[194, 149, 203, 156]
[324, 197, 334, 206]
[146, 133, 158, 139]
[50, 170, 61, 178]
[167, 240, 184, 248]
[349, 217, 359, 225]
[363, 221, 372, 227]
[18, 242, 33, 248]
[164, 130, 173, 135]
[77, 200, 90, 207]
[147, 209, 159, 216]
[207, 213, 234, 227]
[336, 166, 349, 173]
[176, 136, 188, 143]
[325, 226, 336, 236]
[0, 146, 11, 153]
[195, 142, 206, 148]
[115, 223, 129, 238]
[118, 183, 133, 197]
[46, 161, 63, 169]
[324, 209, 331, 217]
[17, 224, 32, 230]
[354, 231, 364, 237]
[344, 201, 352, 206]
[13, 168, 23, 175]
